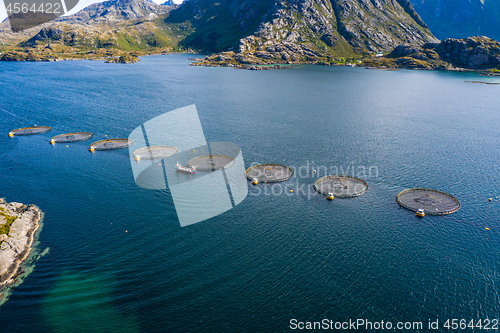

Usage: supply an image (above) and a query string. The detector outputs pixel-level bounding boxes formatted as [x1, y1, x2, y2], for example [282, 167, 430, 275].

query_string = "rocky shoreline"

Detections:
[0, 49, 178, 63]
[188, 36, 500, 73]
[0, 199, 41, 288]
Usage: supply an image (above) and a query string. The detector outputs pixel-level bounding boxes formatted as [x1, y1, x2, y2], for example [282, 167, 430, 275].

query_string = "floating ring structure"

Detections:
[188, 155, 235, 171]
[89, 138, 133, 151]
[314, 175, 368, 198]
[245, 164, 294, 183]
[396, 188, 460, 215]
[50, 132, 93, 143]
[9, 126, 52, 136]
[133, 146, 178, 161]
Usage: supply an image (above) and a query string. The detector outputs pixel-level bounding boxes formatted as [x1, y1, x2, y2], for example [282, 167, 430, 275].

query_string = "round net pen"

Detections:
[133, 146, 178, 161]
[89, 138, 133, 151]
[188, 155, 235, 171]
[314, 175, 368, 198]
[9, 126, 52, 137]
[396, 188, 460, 215]
[50, 132, 93, 144]
[245, 164, 294, 183]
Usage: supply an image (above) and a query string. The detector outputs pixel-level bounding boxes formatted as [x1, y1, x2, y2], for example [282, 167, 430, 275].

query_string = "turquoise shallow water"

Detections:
[0, 55, 500, 332]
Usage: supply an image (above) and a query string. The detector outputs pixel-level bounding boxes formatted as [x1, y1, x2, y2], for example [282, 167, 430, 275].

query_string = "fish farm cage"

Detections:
[133, 146, 178, 161]
[50, 132, 93, 143]
[314, 175, 368, 198]
[89, 138, 134, 151]
[245, 164, 294, 183]
[187, 155, 236, 171]
[396, 188, 460, 215]
[9, 126, 52, 136]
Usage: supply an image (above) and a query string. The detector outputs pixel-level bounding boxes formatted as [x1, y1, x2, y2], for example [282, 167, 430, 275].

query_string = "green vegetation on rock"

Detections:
[0, 209, 17, 245]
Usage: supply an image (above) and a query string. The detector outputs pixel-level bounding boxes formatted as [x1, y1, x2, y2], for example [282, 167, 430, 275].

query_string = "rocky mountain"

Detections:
[363, 36, 500, 70]
[57, 0, 173, 24]
[410, 0, 500, 42]
[19, 19, 173, 49]
[167, 0, 437, 61]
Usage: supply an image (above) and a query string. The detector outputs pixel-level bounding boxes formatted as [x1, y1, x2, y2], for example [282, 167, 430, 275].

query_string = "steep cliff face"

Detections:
[169, 0, 437, 59]
[410, 0, 500, 41]
[1, 0, 181, 45]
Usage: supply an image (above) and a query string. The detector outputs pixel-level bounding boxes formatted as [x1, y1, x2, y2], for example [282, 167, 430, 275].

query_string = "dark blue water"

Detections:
[1, 55, 500, 332]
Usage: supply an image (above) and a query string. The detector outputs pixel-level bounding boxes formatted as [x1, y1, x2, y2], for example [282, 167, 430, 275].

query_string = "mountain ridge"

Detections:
[409, 0, 500, 42]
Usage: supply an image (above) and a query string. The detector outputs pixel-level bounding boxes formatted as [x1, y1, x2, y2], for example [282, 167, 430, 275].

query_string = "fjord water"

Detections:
[1, 55, 500, 332]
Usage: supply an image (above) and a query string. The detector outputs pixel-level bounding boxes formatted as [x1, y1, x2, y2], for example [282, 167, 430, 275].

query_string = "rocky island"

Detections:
[0, 199, 41, 291]
[105, 55, 141, 63]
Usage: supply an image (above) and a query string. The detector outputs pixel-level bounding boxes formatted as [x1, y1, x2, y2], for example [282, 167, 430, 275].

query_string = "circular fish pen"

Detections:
[133, 146, 178, 161]
[50, 132, 93, 143]
[188, 155, 235, 171]
[314, 175, 368, 198]
[245, 164, 294, 183]
[396, 188, 460, 215]
[9, 126, 52, 136]
[89, 138, 133, 151]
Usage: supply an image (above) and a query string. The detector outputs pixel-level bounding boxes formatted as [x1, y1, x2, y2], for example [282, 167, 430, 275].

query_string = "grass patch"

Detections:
[0, 209, 17, 245]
